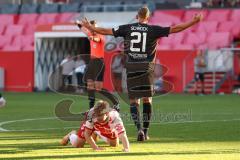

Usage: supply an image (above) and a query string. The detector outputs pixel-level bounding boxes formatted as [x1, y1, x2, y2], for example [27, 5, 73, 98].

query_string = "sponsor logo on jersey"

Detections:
[129, 53, 147, 59]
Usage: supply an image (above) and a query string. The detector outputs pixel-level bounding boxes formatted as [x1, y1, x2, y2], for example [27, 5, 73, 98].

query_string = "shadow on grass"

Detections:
[0, 142, 63, 151]
[0, 141, 112, 155]
[1, 149, 240, 160]
[0, 135, 57, 141]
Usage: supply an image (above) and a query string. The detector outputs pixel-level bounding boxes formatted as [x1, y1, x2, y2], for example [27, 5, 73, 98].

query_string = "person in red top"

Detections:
[76, 20, 106, 109]
[60, 100, 130, 152]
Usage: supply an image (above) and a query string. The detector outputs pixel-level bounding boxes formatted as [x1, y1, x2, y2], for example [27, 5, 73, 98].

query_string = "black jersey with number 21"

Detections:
[112, 23, 170, 62]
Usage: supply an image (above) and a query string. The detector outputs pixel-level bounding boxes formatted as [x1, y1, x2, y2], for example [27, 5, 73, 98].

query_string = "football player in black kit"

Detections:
[80, 6, 203, 141]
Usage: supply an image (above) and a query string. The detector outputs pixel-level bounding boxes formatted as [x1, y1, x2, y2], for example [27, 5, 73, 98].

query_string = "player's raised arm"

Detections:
[81, 18, 113, 35]
[75, 20, 90, 34]
[76, 20, 102, 42]
[170, 13, 203, 34]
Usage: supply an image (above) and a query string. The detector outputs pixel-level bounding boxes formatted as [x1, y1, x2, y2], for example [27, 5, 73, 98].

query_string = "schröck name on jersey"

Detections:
[131, 26, 148, 31]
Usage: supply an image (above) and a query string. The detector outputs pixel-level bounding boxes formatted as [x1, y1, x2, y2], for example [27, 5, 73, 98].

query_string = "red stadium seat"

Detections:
[18, 14, 39, 25]
[183, 10, 208, 22]
[207, 9, 231, 22]
[197, 43, 208, 50]
[160, 33, 185, 46]
[0, 35, 33, 51]
[159, 10, 185, 19]
[218, 21, 240, 37]
[0, 14, 15, 26]
[57, 13, 77, 23]
[184, 32, 207, 47]
[36, 13, 59, 25]
[159, 35, 174, 45]
[2, 45, 22, 51]
[12, 35, 34, 48]
[22, 45, 34, 51]
[0, 25, 5, 35]
[5, 25, 24, 36]
[207, 32, 231, 49]
[195, 21, 218, 34]
[0, 35, 12, 49]
[174, 32, 185, 45]
[24, 24, 37, 35]
[173, 44, 194, 50]
[157, 44, 171, 50]
[151, 11, 182, 25]
[230, 9, 240, 21]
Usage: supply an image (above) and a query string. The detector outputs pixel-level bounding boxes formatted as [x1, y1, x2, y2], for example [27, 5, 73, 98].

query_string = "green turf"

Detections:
[0, 92, 240, 160]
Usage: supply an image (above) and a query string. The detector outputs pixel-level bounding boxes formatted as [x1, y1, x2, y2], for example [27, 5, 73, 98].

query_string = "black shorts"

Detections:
[195, 72, 204, 82]
[126, 62, 154, 99]
[84, 58, 105, 82]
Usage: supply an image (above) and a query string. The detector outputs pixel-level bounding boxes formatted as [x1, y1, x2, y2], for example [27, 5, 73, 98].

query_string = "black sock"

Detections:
[130, 103, 141, 131]
[88, 89, 95, 109]
[143, 102, 152, 136]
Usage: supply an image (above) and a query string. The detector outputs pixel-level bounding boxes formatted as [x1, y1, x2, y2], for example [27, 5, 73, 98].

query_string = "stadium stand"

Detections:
[18, 14, 39, 26]
[39, 3, 59, 13]
[4, 25, 24, 36]
[0, 35, 12, 49]
[0, 4, 19, 14]
[150, 9, 240, 50]
[36, 13, 59, 24]
[0, 14, 15, 26]
[0, 25, 5, 35]
[0, 1, 240, 51]
[20, 3, 39, 14]
[59, 3, 81, 12]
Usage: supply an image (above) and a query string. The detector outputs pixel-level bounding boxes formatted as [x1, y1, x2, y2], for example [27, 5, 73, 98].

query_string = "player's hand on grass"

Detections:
[192, 13, 203, 24]
[93, 147, 105, 151]
[122, 148, 130, 152]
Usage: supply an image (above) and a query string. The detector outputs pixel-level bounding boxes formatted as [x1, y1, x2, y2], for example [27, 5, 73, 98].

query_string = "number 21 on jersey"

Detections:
[130, 32, 147, 52]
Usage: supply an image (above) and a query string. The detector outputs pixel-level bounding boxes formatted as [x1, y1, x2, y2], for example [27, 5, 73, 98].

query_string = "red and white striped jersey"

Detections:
[85, 110, 125, 139]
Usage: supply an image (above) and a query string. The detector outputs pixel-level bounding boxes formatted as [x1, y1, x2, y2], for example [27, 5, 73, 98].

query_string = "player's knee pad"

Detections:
[69, 133, 79, 147]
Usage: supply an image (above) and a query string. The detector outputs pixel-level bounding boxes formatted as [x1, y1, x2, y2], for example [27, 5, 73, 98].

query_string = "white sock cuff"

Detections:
[69, 133, 79, 145]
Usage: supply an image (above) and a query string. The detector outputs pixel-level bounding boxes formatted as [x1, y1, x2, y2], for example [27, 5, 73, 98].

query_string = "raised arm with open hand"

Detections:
[81, 17, 113, 35]
[170, 13, 203, 34]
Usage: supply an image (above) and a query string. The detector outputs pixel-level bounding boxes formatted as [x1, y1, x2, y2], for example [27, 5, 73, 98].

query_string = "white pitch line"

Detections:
[0, 117, 240, 132]
[0, 117, 57, 132]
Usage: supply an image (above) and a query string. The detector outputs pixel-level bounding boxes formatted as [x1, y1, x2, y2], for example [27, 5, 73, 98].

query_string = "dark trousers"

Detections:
[62, 75, 72, 86]
[76, 72, 84, 88]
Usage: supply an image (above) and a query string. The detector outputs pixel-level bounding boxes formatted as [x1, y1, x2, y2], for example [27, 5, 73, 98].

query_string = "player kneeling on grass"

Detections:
[60, 100, 130, 152]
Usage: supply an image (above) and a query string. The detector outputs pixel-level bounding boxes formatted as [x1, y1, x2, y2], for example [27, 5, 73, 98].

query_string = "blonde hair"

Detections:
[138, 6, 150, 19]
[93, 100, 110, 116]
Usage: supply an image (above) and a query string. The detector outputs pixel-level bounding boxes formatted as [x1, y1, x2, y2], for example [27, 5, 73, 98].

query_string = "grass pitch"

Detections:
[0, 92, 240, 160]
